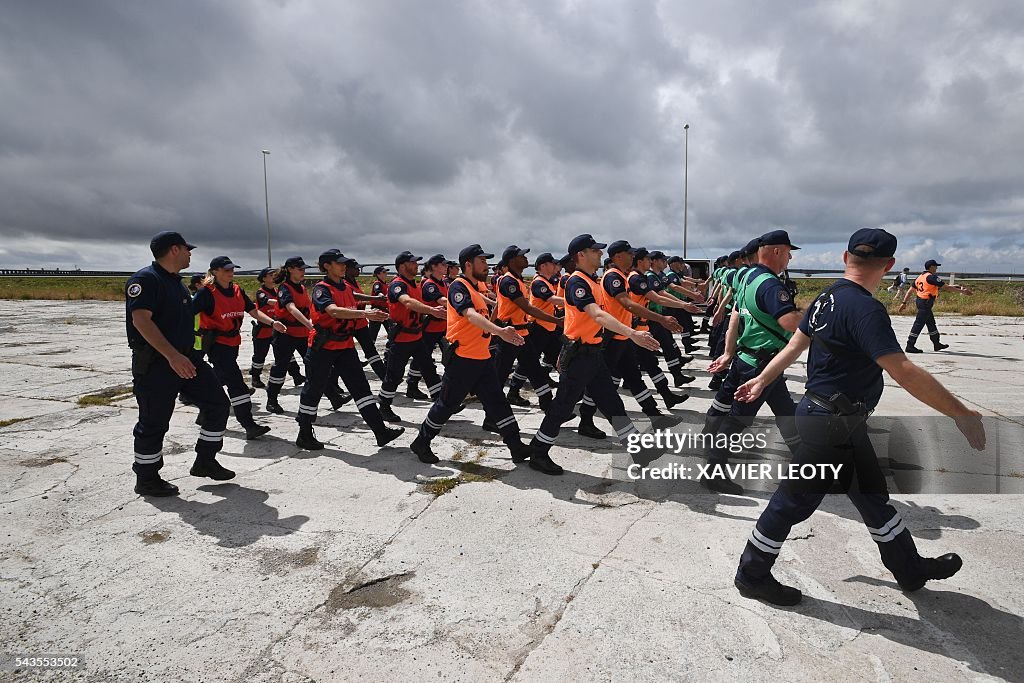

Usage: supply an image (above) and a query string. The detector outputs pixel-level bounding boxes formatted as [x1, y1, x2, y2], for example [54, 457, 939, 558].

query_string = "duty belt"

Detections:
[804, 390, 871, 417]
[496, 319, 531, 331]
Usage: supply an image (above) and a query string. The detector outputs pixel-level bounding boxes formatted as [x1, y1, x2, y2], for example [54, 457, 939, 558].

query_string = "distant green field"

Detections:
[2, 275, 1022, 316]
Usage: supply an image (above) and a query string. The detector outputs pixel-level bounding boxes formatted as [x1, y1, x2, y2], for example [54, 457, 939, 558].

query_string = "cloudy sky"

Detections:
[3, 0, 1024, 273]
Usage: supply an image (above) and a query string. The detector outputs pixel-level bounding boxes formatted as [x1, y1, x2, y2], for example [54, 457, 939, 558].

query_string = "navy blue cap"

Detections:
[649, 250, 667, 261]
[558, 253, 573, 267]
[284, 256, 309, 269]
[395, 251, 422, 267]
[847, 228, 898, 259]
[209, 256, 238, 270]
[759, 229, 800, 250]
[534, 252, 555, 267]
[501, 245, 530, 264]
[567, 234, 607, 255]
[728, 251, 742, 261]
[607, 240, 633, 257]
[458, 244, 494, 265]
[925, 259, 941, 269]
[445, 260, 458, 267]
[318, 249, 345, 267]
[372, 265, 388, 275]
[257, 267, 275, 280]
[425, 253, 446, 267]
[150, 231, 195, 255]
[667, 255, 682, 264]
[632, 247, 651, 261]
[189, 273, 204, 283]
[742, 238, 761, 256]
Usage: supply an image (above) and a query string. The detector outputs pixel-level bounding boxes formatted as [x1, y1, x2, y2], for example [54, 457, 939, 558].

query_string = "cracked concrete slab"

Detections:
[0, 300, 1021, 682]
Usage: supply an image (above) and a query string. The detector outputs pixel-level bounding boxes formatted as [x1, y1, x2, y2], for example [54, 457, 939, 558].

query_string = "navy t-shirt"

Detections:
[565, 273, 597, 311]
[744, 265, 797, 322]
[602, 271, 628, 299]
[499, 274, 525, 300]
[422, 277, 445, 303]
[311, 277, 347, 312]
[628, 271, 650, 297]
[125, 262, 194, 350]
[531, 278, 554, 300]
[192, 284, 255, 315]
[388, 277, 412, 304]
[447, 279, 476, 316]
[800, 278, 903, 408]
[917, 273, 945, 308]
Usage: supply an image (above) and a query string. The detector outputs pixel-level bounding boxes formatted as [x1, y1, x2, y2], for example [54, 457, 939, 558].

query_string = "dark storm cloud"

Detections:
[1, 0, 1023, 271]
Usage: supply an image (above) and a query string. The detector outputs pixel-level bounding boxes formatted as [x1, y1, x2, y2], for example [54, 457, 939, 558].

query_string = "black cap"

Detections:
[759, 229, 800, 250]
[318, 249, 345, 267]
[728, 250, 742, 262]
[558, 253, 573, 268]
[343, 256, 360, 267]
[150, 231, 195, 255]
[458, 244, 494, 265]
[395, 251, 422, 267]
[189, 273, 204, 284]
[632, 247, 650, 261]
[372, 265, 388, 276]
[425, 253, 446, 267]
[607, 240, 633, 257]
[257, 267, 275, 280]
[284, 256, 309, 269]
[847, 228, 898, 259]
[534, 252, 555, 267]
[649, 250, 667, 261]
[568, 234, 607, 255]
[501, 245, 530, 264]
[445, 260, 458, 267]
[742, 238, 761, 256]
[667, 255, 682, 264]
[925, 259, 941, 269]
[209, 256, 239, 270]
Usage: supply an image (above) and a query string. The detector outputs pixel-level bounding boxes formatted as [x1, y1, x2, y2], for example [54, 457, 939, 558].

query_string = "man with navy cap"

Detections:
[368, 265, 391, 344]
[377, 251, 447, 422]
[644, 250, 697, 386]
[898, 258, 973, 352]
[125, 231, 233, 496]
[405, 253, 450, 400]
[731, 228, 985, 606]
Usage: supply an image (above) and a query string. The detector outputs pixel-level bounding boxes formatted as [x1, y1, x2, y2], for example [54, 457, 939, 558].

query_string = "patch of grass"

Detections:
[77, 385, 134, 406]
[792, 278, 1024, 317]
[420, 477, 461, 497]
[0, 417, 31, 428]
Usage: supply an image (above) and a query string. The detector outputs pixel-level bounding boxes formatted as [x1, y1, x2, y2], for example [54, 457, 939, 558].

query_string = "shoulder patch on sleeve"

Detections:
[778, 289, 791, 302]
[451, 290, 465, 304]
[574, 287, 586, 299]
[612, 278, 622, 289]
[315, 285, 328, 299]
[127, 282, 143, 298]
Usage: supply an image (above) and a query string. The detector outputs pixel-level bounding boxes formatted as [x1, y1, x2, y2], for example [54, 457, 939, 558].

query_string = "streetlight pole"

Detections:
[683, 123, 689, 259]
[266, 150, 274, 268]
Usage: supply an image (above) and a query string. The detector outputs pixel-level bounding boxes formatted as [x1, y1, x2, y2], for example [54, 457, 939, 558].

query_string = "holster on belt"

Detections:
[310, 323, 353, 352]
[805, 390, 870, 442]
[131, 343, 158, 379]
[441, 340, 460, 367]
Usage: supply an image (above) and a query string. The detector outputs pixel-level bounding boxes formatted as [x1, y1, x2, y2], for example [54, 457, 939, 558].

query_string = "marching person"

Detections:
[368, 265, 391, 344]
[443, 260, 459, 286]
[524, 252, 564, 381]
[249, 267, 301, 390]
[294, 250, 404, 450]
[377, 251, 447, 422]
[125, 231, 233, 497]
[645, 251, 697, 386]
[265, 256, 314, 414]
[193, 256, 284, 440]
[731, 228, 986, 606]
[345, 259, 388, 381]
[665, 255, 698, 354]
[528, 234, 663, 475]
[898, 259, 973, 353]
[887, 266, 912, 300]
[406, 254, 449, 400]
[410, 245, 534, 465]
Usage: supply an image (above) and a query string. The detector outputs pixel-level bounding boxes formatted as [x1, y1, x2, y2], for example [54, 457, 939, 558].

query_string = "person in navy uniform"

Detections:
[405, 253, 450, 400]
[731, 228, 986, 606]
[898, 259, 973, 352]
[125, 232, 235, 497]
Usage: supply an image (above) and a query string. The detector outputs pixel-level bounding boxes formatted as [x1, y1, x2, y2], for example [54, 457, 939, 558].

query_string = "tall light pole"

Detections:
[683, 123, 689, 259]
[266, 150, 274, 268]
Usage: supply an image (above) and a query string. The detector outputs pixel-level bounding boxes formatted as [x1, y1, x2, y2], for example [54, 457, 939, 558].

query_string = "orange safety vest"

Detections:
[628, 271, 650, 331]
[253, 285, 278, 340]
[388, 275, 424, 343]
[446, 275, 491, 360]
[309, 278, 356, 351]
[347, 277, 369, 331]
[277, 281, 311, 338]
[198, 283, 246, 347]
[601, 267, 632, 341]
[563, 271, 604, 345]
[529, 276, 558, 332]
[495, 272, 531, 335]
[423, 276, 449, 334]
[915, 272, 940, 300]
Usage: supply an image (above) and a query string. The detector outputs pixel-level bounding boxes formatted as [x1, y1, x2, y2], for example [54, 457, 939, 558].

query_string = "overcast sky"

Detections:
[2, 0, 1023, 273]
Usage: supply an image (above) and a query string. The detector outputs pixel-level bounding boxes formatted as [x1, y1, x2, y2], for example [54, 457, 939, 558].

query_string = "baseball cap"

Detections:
[558, 253, 573, 268]
[257, 267, 275, 280]
[150, 231, 195, 255]
[284, 256, 309, 269]
[667, 255, 682, 265]
[607, 240, 633, 257]
[632, 247, 650, 261]
[372, 265, 388, 275]
[567, 234, 607, 255]
[649, 250, 667, 261]
[759, 229, 800, 250]
[189, 273, 204, 284]
[534, 252, 555, 267]
[742, 238, 761, 257]
[925, 259, 941, 269]
[445, 260, 458, 267]
[425, 253, 446, 267]
[501, 245, 530, 263]
[458, 244, 494, 265]
[318, 249, 346, 267]
[395, 251, 422, 267]
[728, 250, 742, 262]
[847, 228, 898, 259]
[209, 256, 238, 270]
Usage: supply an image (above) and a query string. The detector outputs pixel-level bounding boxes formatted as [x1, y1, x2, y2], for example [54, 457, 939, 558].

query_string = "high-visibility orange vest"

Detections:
[253, 285, 277, 340]
[423, 276, 449, 334]
[277, 281, 311, 338]
[628, 271, 650, 331]
[388, 275, 424, 343]
[529, 276, 558, 332]
[309, 278, 357, 351]
[601, 267, 632, 341]
[495, 272, 531, 335]
[915, 272, 940, 300]
[563, 271, 604, 345]
[198, 283, 246, 347]
[446, 275, 491, 360]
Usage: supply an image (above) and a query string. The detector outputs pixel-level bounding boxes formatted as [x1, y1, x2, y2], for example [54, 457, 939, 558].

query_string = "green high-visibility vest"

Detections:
[192, 313, 202, 351]
[646, 269, 663, 313]
[736, 270, 792, 367]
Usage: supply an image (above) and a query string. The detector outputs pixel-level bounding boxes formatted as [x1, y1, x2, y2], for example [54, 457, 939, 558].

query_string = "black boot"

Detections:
[374, 425, 405, 447]
[708, 375, 724, 390]
[410, 434, 439, 463]
[189, 457, 236, 480]
[529, 449, 564, 475]
[700, 473, 744, 495]
[134, 476, 179, 497]
[577, 416, 607, 440]
[641, 401, 682, 429]
[327, 389, 352, 411]
[295, 425, 324, 450]
[735, 575, 801, 607]
[245, 423, 272, 440]
[898, 553, 963, 592]
[905, 344, 924, 354]
[506, 388, 530, 407]
[661, 389, 690, 409]
[506, 438, 532, 463]
[265, 384, 284, 414]
[482, 418, 500, 433]
[289, 361, 305, 387]
[251, 374, 266, 390]
[933, 341, 949, 351]
[406, 384, 429, 400]
[379, 402, 402, 423]
[672, 369, 696, 386]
